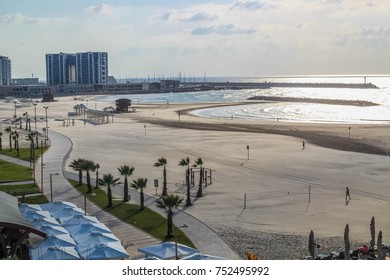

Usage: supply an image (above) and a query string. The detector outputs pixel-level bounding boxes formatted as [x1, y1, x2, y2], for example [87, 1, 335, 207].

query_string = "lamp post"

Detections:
[32, 103, 38, 148]
[40, 141, 44, 193]
[43, 106, 49, 144]
[13, 101, 17, 127]
[50, 173, 59, 202]
[174, 223, 189, 260]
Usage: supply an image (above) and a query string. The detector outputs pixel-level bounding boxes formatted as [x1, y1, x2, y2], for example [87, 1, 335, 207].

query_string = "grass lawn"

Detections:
[0, 159, 32, 181]
[69, 180, 195, 248]
[19, 194, 49, 204]
[0, 147, 47, 162]
[0, 183, 40, 196]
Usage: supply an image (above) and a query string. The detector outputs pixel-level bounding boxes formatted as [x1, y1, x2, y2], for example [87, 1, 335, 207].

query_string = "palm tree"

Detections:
[0, 132, 3, 151]
[5, 126, 12, 151]
[178, 157, 192, 206]
[118, 164, 135, 202]
[193, 157, 204, 198]
[94, 163, 100, 189]
[26, 132, 36, 168]
[69, 158, 84, 186]
[12, 131, 20, 157]
[98, 173, 120, 208]
[81, 159, 95, 193]
[156, 194, 183, 238]
[154, 157, 168, 196]
[131, 178, 148, 210]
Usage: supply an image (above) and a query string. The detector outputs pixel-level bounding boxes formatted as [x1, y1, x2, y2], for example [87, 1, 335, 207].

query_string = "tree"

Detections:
[193, 157, 204, 198]
[156, 194, 183, 238]
[131, 178, 148, 210]
[94, 163, 100, 189]
[154, 157, 168, 196]
[99, 173, 120, 208]
[69, 158, 84, 186]
[0, 132, 3, 151]
[26, 132, 36, 168]
[81, 159, 95, 193]
[118, 164, 135, 202]
[12, 131, 19, 157]
[178, 157, 192, 206]
[5, 126, 12, 151]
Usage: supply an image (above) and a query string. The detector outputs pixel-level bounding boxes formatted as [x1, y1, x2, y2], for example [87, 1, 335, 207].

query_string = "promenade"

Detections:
[30, 130, 240, 259]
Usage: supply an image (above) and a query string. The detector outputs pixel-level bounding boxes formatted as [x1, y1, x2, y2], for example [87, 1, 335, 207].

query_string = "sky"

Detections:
[1, 0, 389, 80]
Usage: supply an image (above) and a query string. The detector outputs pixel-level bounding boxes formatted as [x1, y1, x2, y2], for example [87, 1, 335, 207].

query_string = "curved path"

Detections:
[38, 130, 240, 259]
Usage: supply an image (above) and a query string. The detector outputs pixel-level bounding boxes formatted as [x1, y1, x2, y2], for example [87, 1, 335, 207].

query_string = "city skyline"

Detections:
[1, 0, 389, 80]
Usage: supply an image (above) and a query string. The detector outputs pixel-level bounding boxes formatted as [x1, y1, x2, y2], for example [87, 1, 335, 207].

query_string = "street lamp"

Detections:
[40, 141, 44, 193]
[84, 193, 96, 215]
[50, 173, 59, 202]
[174, 223, 189, 260]
[32, 103, 38, 147]
[43, 106, 49, 144]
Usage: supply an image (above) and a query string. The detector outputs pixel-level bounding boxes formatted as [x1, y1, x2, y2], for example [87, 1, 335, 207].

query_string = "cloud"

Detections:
[335, 26, 390, 48]
[230, 0, 273, 10]
[0, 13, 62, 24]
[191, 24, 256, 35]
[179, 12, 218, 22]
[84, 3, 117, 18]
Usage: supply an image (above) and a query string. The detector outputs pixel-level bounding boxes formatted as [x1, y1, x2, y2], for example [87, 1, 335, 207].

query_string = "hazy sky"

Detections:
[1, 0, 389, 79]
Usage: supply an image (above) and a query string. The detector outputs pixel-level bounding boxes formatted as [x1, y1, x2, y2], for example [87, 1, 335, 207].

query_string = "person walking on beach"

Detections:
[302, 141, 305, 150]
[346, 187, 351, 200]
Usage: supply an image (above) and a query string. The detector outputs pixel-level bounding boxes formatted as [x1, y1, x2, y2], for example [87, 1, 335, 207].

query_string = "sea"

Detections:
[98, 75, 390, 124]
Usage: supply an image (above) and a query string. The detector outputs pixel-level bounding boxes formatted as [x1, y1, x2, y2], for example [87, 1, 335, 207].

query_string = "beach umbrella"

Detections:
[40, 201, 77, 212]
[30, 246, 81, 260]
[61, 214, 99, 226]
[78, 242, 129, 260]
[64, 222, 111, 237]
[344, 224, 350, 260]
[22, 210, 52, 221]
[74, 231, 119, 246]
[138, 241, 198, 260]
[31, 217, 61, 228]
[370, 216, 375, 248]
[33, 234, 77, 251]
[51, 207, 85, 220]
[19, 203, 42, 213]
[181, 253, 227, 260]
[308, 230, 315, 259]
[377, 230, 384, 260]
[39, 225, 70, 235]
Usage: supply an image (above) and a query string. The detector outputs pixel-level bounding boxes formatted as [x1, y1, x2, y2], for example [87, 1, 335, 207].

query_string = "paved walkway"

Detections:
[4, 130, 240, 259]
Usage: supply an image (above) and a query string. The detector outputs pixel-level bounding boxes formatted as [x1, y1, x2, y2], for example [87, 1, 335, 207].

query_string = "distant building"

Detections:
[12, 78, 39, 86]
[160, 80, 180, 90]
[46, 52, 108, 85]
[76, 52, 108, 85]
[46, 53, 76, 85]
[0, 55, 12, 86]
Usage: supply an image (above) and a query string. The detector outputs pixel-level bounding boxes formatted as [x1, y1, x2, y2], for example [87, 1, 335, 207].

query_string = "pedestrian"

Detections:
[302, 141, 305, 150]
[346, 187, 351, 200]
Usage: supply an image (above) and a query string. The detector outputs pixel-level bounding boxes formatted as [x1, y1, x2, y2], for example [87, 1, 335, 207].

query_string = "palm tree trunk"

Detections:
[95, 170, 99, 189]
[9, 134, 12, 151]
[107, 185, 112, 208]
[78, 170, 83, 186]
[123, 177, 129, 202]
[140, 190, 144, 210]
[186, 168, 192, 206]
[167, 211, 173, 238]
[162, 166, 167, 196]
[86, 171, 92, 193]
[196, 167, 203, 197]
[0, 138, 2, 151]
[370, 216, 375, 248]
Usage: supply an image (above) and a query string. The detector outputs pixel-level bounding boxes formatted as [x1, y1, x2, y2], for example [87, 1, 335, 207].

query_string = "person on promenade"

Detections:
[302, 141, 305, 150]
[345, 187, 351, 200]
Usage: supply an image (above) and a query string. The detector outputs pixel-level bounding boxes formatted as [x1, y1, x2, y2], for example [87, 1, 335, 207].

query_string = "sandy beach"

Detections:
[1, 96, 390, 259]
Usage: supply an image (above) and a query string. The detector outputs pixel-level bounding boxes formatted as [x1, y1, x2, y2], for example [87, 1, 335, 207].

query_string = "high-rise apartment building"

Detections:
[0, 55, 12, 86]
[76, 52, 108, 85]
[46, 52, 108, 85]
